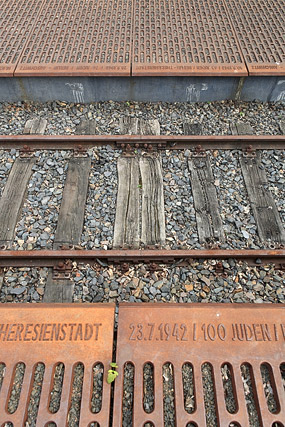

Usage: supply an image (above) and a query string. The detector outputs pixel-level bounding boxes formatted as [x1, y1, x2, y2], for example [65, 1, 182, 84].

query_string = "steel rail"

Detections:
[0, 135, 284, 149]
[0, 249, 284, 267]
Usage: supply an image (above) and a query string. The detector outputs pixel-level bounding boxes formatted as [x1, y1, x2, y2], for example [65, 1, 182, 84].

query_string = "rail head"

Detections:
[0, 135, 284, 150]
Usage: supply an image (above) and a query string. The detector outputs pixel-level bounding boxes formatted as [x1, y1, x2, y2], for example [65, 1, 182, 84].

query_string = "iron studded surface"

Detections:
[0, 304, 115, 426]
[114, 303, 285, 426]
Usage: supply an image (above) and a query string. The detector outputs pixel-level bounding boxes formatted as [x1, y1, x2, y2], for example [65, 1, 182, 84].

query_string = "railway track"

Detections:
[0, 117, 284, 426]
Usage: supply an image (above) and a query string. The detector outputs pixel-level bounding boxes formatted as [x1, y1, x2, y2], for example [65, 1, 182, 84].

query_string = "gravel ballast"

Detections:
[0, 147, 283, 250]
[72, 260, 285, 305]
[0, 99, 284, 427]
[0, 100, 284, 135]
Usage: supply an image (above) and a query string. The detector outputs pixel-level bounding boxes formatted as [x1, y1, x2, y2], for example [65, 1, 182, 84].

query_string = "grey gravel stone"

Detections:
[0, 268, 48, 302]
[0, 100, 284, 136]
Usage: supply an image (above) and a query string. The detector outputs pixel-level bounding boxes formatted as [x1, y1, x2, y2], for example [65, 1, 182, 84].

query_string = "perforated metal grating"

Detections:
[114, 303, 285, 426]
[0, 0, 284, 77]
[0, 304, 114, 425]
[0, 0, 43, 76]
[226, 0, 285, 75]
[15, 0, 133, 76]
[132, 0, 247, 76]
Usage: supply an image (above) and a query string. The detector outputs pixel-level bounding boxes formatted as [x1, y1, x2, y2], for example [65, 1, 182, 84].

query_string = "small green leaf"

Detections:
[110, 362, 118, 368]
[107, 369, 119, 384]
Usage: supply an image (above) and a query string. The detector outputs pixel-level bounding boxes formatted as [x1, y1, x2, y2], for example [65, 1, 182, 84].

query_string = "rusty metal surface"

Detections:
[0, 0, 284, 78]
[132, 0, 247, 76]
[0, 0, 44, 76]
[15, 0, 132, 76]
[0, 304, 115, 425]
[226, 0, 285, 76]
[114, 303, 285, 425]
[0, 249, 284, 267]
[0, 134, 284, 150]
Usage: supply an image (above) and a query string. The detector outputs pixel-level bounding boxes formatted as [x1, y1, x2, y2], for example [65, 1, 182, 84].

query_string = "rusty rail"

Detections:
[0, 249, 284, 267]
[0, 135, 284, 150]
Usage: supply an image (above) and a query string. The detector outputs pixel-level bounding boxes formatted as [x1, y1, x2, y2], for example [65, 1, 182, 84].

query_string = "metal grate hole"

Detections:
[46, 423, 57, 427]
[201, 362, 218, 426]
[240, 363, 261, 427]
[0, 363, 6, 392]
[90, 423, 100, 427]
[3, 423, 13, 427]
[186, 424, 198, 427]
[91, 362, 104, 414]
[7, 362, 26, 414]
[143, 362, 154, 414]
[49, 362, 65, 414]
[122, 363, 134, 426]
[260, 363, 280, 414]
[221, 363, 238, 414]
[280, 363, 285, 391]
[229, 423, 241, 427]
[26, 362, 45, 425]
[67, 363, 84, 427]
[182, 362, 195, 414]
[163, 362, 176, 427]
[272, 423, 284, 427]
[144, 423, 154, 427]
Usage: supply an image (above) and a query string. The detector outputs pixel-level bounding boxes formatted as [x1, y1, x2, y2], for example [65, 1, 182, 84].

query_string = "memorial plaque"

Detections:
[114, 303, 285, 426]
[15, 0, 132, 77]
[0, 0, 44, 76]
[227, 0, 285, 76]
[132, 0, 247, 76]
[0, 304, 115, 426]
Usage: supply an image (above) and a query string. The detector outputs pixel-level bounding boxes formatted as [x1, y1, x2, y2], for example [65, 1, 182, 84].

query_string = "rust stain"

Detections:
[0, 249, 284, 267]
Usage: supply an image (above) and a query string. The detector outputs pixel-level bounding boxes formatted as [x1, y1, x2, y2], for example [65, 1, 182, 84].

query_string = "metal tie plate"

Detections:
[15, 0, 132, 77]
[0, 304, 115, 426]
[114, 303, 285, 426]
[132, 0, 247, 76]
[226, 0, 285, 76]
[0, 0, 44, 76]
